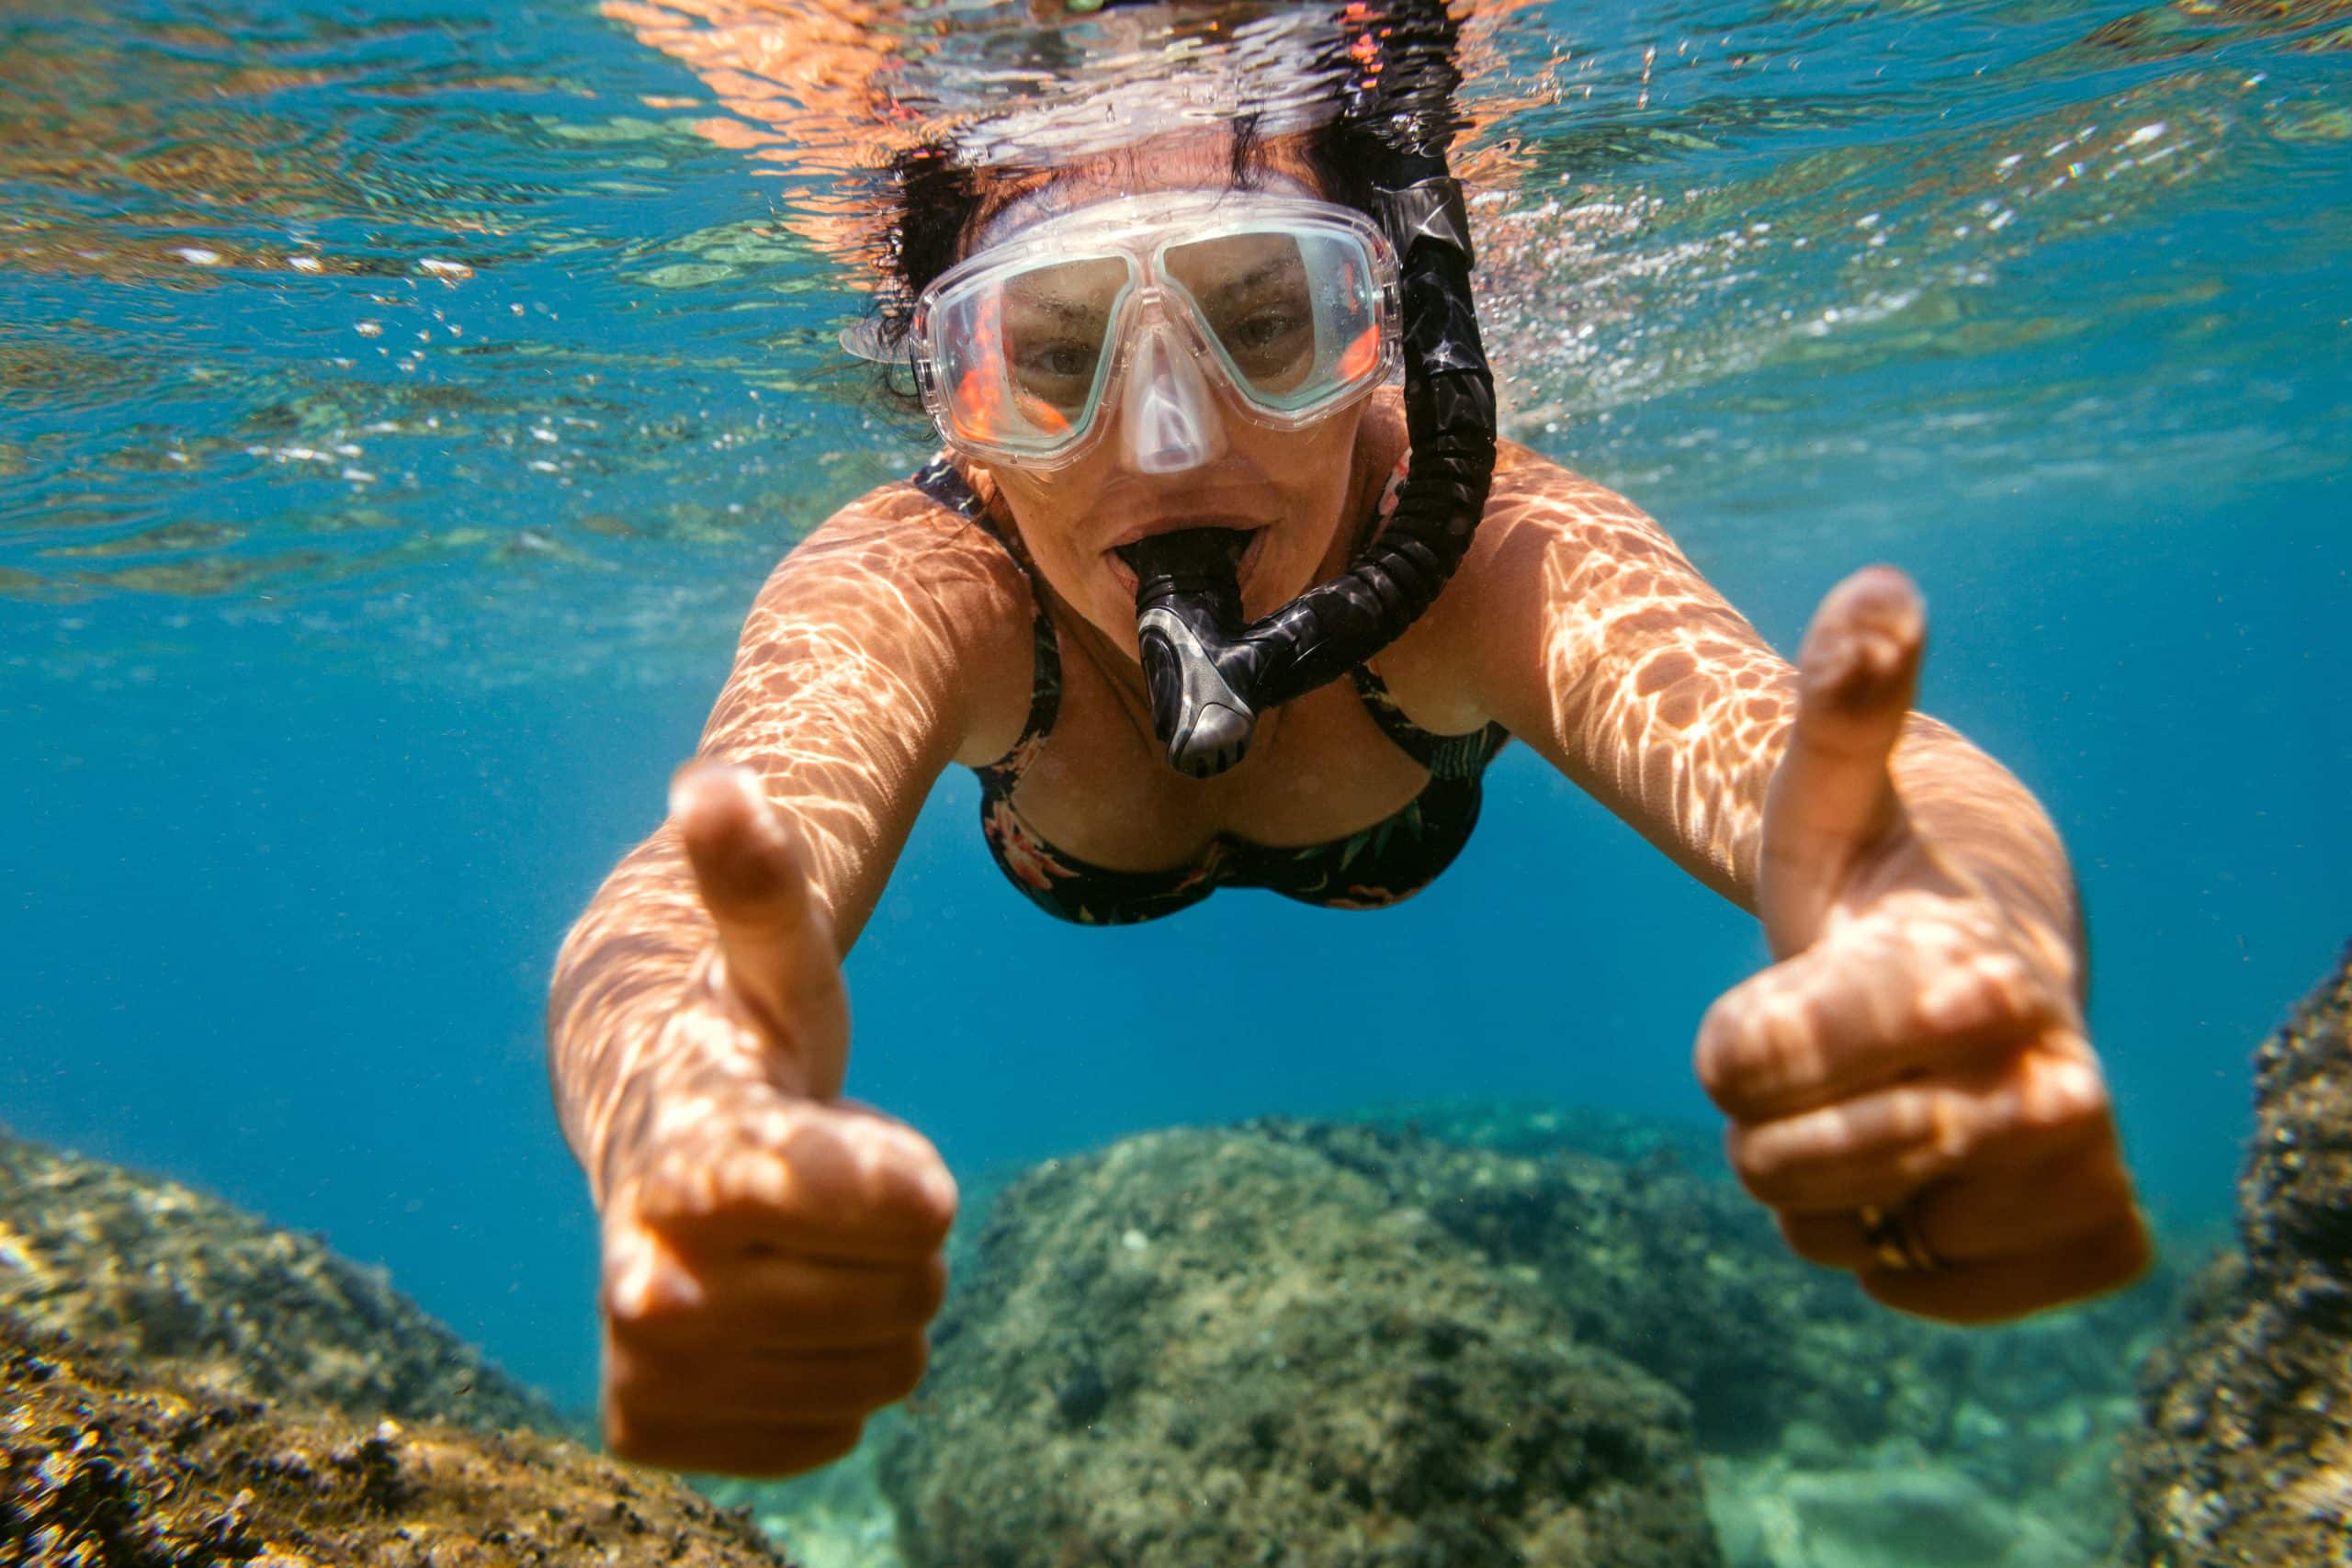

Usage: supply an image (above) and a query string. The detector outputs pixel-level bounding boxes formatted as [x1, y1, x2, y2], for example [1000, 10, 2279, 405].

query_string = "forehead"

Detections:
[963, 130, 1325, 254]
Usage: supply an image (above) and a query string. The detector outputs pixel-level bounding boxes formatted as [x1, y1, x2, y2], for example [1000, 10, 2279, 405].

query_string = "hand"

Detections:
[1695, 567, 2149, 1324]
[598, 762, 956, 1475]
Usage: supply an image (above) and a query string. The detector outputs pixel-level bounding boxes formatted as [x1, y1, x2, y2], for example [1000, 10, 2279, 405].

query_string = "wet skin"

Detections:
[548, 134, 2149, 1478]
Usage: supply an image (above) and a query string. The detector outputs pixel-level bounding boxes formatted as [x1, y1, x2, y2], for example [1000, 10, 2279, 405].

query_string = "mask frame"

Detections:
[900, 190, 1403, 473]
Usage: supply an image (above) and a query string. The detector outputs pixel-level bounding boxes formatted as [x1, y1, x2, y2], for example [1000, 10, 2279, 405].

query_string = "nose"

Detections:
[1119, 316, 1226, 476]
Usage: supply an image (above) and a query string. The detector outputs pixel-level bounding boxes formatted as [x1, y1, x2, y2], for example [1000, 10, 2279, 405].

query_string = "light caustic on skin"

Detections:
[548, 483, 995, 1473]
[548, 0, 2151, 1479]
[1453, 446, 2132, 1323]
[548, 486, 1012, 1215]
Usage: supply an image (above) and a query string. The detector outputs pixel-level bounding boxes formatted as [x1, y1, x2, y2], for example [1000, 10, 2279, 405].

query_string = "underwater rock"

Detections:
[0, 1130, 558, 1433]
[1254, 1114, 2168, 1464]
[883, 1107, 2171, 1568]
[0, 1308, 794, 1568]
[1341, 1097, 1727, 1172]
[2113, 944, 2352, 1566]
[882, 1126, 1721, 1567]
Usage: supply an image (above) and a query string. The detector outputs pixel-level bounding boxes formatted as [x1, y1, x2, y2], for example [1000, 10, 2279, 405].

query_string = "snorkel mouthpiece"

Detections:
[1115, 530, 1264, 778]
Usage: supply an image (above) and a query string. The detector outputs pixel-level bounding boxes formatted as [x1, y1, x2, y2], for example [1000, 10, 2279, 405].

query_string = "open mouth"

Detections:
[1106, 525, 1264, 600]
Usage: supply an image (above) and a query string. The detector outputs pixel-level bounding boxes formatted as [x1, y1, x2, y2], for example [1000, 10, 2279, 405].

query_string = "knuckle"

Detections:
[1692, 999, 1737, 1091]
[1726, 1124, 1800, 1201]
[1696, 1005, 1787, 1106]
[877, 1150, 957, 1245]
[603, 1276, 684, 1337]
[897, 1256, 949, 1325]
[1878, 1089, 1930, 1150]
[1975, 950, 2032, 1007]
[1919, 1089, 1970, 1164]
[601, 1253, 698, 1341]
[907, 1181, 959, 1248]
[1949, 967, 2009, 1032]
[875, 1336, 931, 1405]
[2024, 1055, 2110, 1135]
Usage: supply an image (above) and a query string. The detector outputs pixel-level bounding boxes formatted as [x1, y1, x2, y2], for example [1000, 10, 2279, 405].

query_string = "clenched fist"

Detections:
[1697, 567, 2150, 1324]
[599, 762, 956, 1475]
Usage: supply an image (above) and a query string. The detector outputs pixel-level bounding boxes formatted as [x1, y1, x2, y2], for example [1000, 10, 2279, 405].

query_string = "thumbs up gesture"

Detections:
[596, 762, 956, 1475]
[1694, 568, 2149, 1323]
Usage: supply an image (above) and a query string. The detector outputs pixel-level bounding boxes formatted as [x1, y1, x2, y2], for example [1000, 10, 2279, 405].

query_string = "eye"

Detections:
[1014, 338, 1101, 383]
[1227, 308, 1307, 353]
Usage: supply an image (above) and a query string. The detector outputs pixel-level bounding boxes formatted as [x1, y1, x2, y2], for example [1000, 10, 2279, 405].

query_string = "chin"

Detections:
[1244, 552, 1320, 621]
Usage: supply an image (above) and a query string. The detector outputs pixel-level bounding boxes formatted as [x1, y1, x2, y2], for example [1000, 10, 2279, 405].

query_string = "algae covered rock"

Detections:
[0, 1132, 822, 1566]
[0, 1130, 557, 1434]
[2113, 944, 2352, 1566]
[886, 1105, 2172, 1568]
[1259, 1114, 2166, 1466]
[0, 1308, 793, 1568]
[881, 1126, 1720, 1568]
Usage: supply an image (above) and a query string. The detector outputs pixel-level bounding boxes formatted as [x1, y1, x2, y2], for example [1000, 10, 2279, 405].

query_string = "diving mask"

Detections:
[904, 190, 1401, 473]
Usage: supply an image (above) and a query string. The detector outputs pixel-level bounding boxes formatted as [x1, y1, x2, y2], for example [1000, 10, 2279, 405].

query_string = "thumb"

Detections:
[1758, 565, 1926, 957]
[670, 760, 850, 1100]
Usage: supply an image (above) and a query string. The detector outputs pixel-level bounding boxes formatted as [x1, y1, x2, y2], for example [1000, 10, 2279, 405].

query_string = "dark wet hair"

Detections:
[861, 3, 1495, 781]
[862, 2, 1465, 411]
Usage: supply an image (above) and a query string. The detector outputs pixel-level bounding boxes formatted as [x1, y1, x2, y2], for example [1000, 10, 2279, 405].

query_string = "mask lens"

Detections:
[1164, 227, 1384, 413]
[933, 255, 1129, 454]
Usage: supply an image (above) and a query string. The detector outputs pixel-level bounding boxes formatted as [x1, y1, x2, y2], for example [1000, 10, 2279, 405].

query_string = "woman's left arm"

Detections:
[1455, 449, 2151, 1324]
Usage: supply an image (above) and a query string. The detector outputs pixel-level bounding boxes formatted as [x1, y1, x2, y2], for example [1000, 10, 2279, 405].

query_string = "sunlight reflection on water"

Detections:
[1, 0, 2346, 686]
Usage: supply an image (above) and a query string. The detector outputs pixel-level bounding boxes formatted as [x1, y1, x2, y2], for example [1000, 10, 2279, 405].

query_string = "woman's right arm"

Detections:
[547, 479, 1030, 1475]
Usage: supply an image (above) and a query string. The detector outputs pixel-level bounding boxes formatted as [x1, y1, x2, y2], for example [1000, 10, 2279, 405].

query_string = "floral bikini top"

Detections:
[913, 457, 1510, 926]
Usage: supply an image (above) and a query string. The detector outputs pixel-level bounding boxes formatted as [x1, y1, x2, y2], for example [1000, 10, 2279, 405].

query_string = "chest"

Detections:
[1004, 632, 1444, 872]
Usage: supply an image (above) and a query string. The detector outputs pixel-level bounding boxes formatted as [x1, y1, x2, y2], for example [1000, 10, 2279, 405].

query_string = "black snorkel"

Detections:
[1114, 5, 1494, 778]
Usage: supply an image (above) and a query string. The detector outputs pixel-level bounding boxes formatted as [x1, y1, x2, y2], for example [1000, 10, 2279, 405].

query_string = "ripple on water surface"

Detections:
[2, 0, 2346, 687]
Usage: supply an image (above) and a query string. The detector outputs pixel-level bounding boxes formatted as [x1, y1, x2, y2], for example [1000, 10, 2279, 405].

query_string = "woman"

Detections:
[550, 0, 2148, 1480]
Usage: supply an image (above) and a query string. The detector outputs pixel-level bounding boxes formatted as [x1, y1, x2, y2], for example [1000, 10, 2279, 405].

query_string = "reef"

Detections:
[2112, 944, 2352, 1566]
[1276, 1111, 2167, 1455]
[1263, 1116, 2164, 1567]
[0, 1130, 805, 1567]
[0, 1131, 557, 1435]
[0, 1307, 792, 1568]
[875, 1109, 2172, 1568]
[882, 1125, 1723, 1567]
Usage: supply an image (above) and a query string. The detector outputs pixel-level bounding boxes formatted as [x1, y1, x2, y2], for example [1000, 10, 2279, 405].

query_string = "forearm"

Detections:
[548, 829, 737, 1208]
[1887, 714, 2086, 1003]
[1544, 648, 2083, 1007]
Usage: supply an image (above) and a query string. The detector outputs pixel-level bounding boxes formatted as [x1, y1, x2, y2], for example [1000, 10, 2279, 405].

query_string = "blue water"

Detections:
[5, 0, 2349, 1428]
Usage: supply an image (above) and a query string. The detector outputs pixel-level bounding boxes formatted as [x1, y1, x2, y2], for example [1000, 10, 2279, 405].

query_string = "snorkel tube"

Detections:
[1114, 4, 1495, 778]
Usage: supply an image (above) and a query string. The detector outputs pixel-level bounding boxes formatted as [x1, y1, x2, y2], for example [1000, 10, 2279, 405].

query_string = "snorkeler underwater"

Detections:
[3, 0, 2348, 1564]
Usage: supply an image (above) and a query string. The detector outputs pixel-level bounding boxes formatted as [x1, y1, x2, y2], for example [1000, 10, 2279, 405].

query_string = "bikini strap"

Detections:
[1349, 664, 1509, 781]
[1346, 452, 1510, 781]
[912, 456, 1061, 778]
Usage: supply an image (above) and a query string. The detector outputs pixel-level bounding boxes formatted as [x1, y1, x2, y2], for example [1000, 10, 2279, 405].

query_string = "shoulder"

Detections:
[1448, 440, 1715, 629]
[736, 472, 1038, 769]
[1383, 440, 1737, 727]
[1477, 440, 1687, 562]
[762, 473, 1026, 608]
